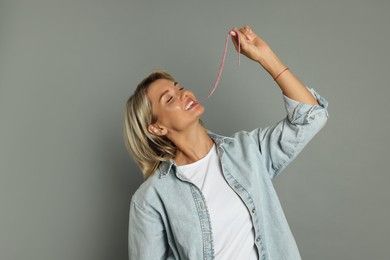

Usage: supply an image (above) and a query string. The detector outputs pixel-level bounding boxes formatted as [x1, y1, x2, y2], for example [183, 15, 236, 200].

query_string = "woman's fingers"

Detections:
[230, 25, 257, 50]
[230, 25, 269, 62]
[230, 27, 241, 52]
[240, 25, 257, 41]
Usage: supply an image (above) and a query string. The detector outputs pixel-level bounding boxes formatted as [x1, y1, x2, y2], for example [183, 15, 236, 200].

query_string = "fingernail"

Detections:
[230, 31, 236, 36]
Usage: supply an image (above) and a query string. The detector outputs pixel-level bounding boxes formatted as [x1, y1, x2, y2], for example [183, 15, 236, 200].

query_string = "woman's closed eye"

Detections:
[166, 87, 184, 103]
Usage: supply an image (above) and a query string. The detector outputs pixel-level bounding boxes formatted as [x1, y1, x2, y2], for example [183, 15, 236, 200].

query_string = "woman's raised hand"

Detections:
[230, 25, 273, 64]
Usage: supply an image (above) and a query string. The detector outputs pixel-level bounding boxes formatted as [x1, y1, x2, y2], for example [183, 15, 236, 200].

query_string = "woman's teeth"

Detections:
[185, 101, 195, 111]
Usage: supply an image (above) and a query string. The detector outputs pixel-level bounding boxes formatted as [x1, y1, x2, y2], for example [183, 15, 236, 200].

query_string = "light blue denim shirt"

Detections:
[129, 88, 329, 260]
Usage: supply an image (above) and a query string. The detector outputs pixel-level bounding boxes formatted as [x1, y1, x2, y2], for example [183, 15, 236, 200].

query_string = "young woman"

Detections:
[124, 26, 328, 260]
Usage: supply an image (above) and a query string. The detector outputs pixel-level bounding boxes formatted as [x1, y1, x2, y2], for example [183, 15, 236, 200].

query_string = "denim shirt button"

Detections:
[256, 236, 261, 243]
[251, 208, 256, 214]
[233, 184, 241, 189]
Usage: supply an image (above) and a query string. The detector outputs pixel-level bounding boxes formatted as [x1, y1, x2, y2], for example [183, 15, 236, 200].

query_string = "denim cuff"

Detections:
[283, 87, 329, 125]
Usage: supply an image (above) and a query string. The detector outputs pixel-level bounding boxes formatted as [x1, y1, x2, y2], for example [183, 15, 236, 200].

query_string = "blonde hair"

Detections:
[124, 70, 178, 179]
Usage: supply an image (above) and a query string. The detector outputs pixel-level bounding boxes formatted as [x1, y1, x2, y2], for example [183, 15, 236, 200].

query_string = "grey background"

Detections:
[1, 0, 389, 259]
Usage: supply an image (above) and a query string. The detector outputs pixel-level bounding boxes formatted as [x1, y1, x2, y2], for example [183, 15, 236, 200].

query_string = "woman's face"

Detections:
[147, 79, 204, 136]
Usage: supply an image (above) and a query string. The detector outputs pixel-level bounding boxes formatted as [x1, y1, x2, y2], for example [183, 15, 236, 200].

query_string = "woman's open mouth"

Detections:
[185, 100, 198, 111]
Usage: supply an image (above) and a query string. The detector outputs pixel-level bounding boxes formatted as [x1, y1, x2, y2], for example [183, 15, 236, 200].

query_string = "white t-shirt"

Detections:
[177, 144, 257, 260]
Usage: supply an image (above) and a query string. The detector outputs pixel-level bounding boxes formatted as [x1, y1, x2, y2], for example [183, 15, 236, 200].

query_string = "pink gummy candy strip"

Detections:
[197, 31, 240, 104]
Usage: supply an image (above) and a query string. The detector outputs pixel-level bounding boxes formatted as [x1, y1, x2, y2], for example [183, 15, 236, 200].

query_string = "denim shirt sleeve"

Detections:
[252, 87, 329, 179]
[128, 199, 171, 260]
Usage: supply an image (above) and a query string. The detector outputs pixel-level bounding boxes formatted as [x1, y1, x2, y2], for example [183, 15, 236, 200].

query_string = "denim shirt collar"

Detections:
[158, 130, 234, 178]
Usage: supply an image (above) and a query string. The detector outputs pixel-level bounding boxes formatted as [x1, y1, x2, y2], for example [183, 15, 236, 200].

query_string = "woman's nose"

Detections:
[180, 90, 188, 100]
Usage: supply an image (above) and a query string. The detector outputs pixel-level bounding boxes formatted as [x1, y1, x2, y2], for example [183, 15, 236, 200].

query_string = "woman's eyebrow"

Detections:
[174, 82, 183, 89]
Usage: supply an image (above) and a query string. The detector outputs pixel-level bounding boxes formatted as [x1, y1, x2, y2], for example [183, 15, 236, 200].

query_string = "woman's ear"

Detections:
[148, 124, 168, 136]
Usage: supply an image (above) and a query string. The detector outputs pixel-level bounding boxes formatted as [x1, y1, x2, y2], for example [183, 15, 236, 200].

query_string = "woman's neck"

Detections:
[169, 124, 214, 166]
